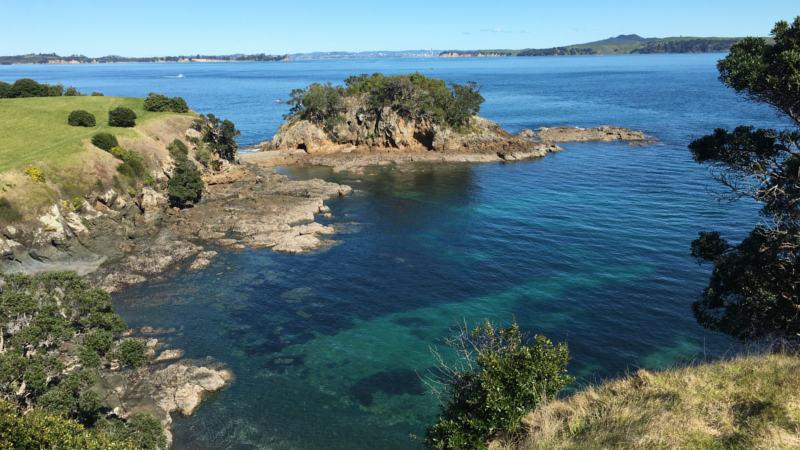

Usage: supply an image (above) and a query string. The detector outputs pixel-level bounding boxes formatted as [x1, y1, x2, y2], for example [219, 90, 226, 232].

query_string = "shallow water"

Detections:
[2, 54, 792, 448]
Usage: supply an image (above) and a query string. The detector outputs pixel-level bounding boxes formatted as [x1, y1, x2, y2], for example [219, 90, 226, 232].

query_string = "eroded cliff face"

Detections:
[266, 98, 559, 160]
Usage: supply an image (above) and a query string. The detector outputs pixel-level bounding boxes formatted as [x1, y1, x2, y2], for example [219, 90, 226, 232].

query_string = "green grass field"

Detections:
[0, 96, 171, 173]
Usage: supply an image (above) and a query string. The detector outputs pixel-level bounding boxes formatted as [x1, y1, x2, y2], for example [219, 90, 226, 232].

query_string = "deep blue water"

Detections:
[1, 55, 792, 449]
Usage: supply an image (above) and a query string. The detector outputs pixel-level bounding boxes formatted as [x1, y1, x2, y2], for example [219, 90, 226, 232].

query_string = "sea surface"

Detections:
[1, 55, 793, 448]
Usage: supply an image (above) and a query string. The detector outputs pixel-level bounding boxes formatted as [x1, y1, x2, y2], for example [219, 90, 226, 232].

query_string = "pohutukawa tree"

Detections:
[689, 17, 800, 341]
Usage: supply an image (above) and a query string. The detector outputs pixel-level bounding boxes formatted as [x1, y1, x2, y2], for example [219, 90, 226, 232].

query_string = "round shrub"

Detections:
[108, 107, 136, 127]
[64, 86, 79, 96]
[168, 159, 204, 207]
[91, 133, 118, 151]
[90, 91, 104, 96]
[109, 146, 128, 160]
[67, 110, 96, 127]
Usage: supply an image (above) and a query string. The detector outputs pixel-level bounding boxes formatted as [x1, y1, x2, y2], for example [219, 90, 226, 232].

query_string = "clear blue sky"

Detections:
[1, 1, 797, 55]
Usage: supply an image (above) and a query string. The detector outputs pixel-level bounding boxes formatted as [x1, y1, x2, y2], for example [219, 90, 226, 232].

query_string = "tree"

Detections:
[689, 17, 800, 341]
[198, 114, 240, 162]
[425, 320, 572, 449]
[108, 107, 136, 127]
[64, 86, 80, 96]
[68, 110, 96, 127]
[168, 158, 204, 207]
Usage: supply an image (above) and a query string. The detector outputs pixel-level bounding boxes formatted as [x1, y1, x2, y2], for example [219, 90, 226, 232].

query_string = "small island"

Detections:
[246, 73, 653, 172]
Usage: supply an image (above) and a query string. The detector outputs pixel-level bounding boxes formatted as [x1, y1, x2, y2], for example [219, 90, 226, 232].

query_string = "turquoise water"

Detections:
[2, 55, 793, 448]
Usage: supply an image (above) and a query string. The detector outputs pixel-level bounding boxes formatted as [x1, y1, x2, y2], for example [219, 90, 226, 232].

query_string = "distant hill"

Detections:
[0, 53, 288, 65]
[440, 35, 745, 58]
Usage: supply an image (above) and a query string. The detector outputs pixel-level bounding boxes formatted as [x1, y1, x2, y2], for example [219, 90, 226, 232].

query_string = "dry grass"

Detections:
[491, 353, 800, 450]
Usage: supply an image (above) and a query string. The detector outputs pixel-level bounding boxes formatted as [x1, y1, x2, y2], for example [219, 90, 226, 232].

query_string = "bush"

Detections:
[425, 321, 573, 449]
[64, 86, 79, 96]
[0, 81, 11, 98]
[108, 107, 136, 127]
[10, 78, 50, 98]
[90, 91, 104, 96]
[144, 92, 189, 113]
[0, 198, 22, 224]
[143, 93, 170, 112]
[117, 339, 149, 367]
[167, 139, 188, 158]
[84, 330, 114, 355]
[168, 158, 204, 207]
[24, 166, 45, 183]
[91, 132, 118, 151]
[116, 150, 146, 179]
[67, 110, 96, 127]
[168, 96, 189, 113]
[109, 146, 128, 160]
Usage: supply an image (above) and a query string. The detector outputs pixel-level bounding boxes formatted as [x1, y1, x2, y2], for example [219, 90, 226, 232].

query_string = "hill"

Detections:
[440, 35, 744, 57]
[0, 95, 195, 220]
[492, 353, 800, 449]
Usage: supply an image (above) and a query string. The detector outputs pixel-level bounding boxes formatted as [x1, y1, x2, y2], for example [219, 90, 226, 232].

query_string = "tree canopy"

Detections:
[285, 73, 485, 133]
[689, 17, 800, 341]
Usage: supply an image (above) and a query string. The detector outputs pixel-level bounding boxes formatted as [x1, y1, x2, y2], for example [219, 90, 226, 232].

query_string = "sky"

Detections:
[1, 1, 798, 56]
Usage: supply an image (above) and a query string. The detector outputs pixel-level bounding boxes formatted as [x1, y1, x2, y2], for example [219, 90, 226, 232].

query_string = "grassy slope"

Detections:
[0, 96, 194, 219]
[494, 353, 800, 449]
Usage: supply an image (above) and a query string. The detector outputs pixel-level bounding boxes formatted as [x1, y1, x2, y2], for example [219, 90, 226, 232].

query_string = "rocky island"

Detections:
[246, 73, 654, 172]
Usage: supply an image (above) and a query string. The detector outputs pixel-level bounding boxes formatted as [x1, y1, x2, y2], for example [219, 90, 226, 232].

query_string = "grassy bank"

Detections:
[492, 353, 800, 449]
[0, 96, 194, 220]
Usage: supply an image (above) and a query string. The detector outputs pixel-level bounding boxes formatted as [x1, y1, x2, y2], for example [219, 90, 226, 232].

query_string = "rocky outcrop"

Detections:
[521, 125, 655, 143]
[256, 100, 562, 170]
[95, 354, 231, 448]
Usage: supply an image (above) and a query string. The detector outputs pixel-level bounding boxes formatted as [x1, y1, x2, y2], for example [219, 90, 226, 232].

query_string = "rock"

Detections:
[154, 349, 184, 363]
[112, 196, 127, 210]
[188, 250, 218, 272]
[64, 211, 88, 235]
[98, 189, 118, 206]
[530, 126, 653, 143]
[185, 128, 201, 139]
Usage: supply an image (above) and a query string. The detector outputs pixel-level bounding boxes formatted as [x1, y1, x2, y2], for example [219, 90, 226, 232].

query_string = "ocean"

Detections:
[1, 54, 791, 448]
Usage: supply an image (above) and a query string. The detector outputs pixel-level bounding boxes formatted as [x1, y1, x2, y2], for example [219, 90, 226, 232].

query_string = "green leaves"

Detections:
[168, 157, 204, 207]
[426, 320, 572, 449]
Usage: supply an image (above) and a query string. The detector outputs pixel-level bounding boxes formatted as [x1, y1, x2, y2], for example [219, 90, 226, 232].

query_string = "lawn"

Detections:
[0, 96, 181, 173]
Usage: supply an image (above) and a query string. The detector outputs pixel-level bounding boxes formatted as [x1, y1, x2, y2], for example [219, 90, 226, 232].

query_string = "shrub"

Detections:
[24, 166, 45, 183]
[68, 110, 96, 127]
[425, 321, 573, 449]
[10, 78, 49, 97]
[116, 151, 146, 179]
[108, 107, 136, 127]
[195, 146, 212, 167]
[84, 330, 114, 355]
[91, 132, 118, 151]
[168, 96, 189, 113]
[64, 86, 79, 96]
[167, 139, 188, 158]
[117, 339, 149, 367]
[90, 91, 104, 96]
[0, 81, 11, 98]
[144, 93, 189, 113]
[197, 114, 240, 162]
[168, 158, 204, 207]
[143, 93, 170, 112]
[0, 198, 22, 224]
[109, 146, 128, 160]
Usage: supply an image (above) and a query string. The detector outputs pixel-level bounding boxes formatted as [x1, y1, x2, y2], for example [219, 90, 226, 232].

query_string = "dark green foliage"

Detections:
[197, 113, 240, 161]
[632, 38, 739, 54]
[9, 78, 54, 98]
[84, 330, 114, 355]
[108, 107, 136, 127]
[168, 158, 204, 206]
[116, 150, 146, 179]
[689, 17, 800, 341]
[0, 81, 11, 98]
[91, 91, 104, 96]
[425, 321, 573, 449]
[168, 96, 189, 113]
[68, 110, 96, 127]
[286, 73, 485, 134]
[64, 86, 80, 96]
[91, 132, 118, 151]
[143, 93, 170, 111]
[0, 197, 22, 224]
[143, 92, 190, 113]
[97, 415, 166, 449]
[0, 400, 135, 449]
[167, 138, 188, 158]
[117, 339, 148, 368]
